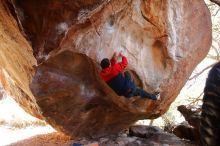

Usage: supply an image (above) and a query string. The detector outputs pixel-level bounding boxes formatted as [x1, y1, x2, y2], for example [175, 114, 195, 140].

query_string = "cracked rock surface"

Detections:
[0, 0, 211, 138]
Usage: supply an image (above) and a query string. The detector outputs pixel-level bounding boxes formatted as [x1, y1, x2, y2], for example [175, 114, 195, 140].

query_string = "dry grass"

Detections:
[8, 132, 72, 146]
[10, 120, 47, 129]
[0, 118, 47, 129]
[0, 119, 7, 125]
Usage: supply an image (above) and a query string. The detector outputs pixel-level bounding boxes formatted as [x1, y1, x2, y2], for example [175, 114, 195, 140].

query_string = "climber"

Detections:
[100, 51, 160, 100]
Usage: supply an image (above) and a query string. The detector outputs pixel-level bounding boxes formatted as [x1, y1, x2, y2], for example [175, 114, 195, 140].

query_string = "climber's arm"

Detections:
[110, 52, 117, 66]
[113, 52, 128, 72]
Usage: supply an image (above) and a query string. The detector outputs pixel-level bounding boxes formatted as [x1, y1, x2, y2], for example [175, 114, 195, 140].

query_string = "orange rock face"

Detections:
[0, 0, 211, 138]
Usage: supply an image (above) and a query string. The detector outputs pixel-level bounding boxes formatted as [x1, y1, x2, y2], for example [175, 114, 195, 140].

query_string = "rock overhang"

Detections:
[0, 0, 212, 138]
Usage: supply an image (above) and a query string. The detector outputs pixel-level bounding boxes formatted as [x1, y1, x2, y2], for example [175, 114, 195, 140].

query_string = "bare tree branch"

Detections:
[207, 55, 220, 60]
[188, 92, 204, 106]
[207, 3, 216, 7]
[188, 62, 217, 81]
[149, 120, 154, 126]
[210, 0, 220, 7]
[213, 45, 220, 58]
[213, 7, 220, 16]
[207, 44, 220, 60]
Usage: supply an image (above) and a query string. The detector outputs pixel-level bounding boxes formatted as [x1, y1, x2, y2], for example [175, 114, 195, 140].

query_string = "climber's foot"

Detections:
[154, 92, 161, 100]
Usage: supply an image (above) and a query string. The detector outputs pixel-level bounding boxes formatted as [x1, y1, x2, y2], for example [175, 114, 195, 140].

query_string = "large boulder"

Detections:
[0, 0, 211, 138]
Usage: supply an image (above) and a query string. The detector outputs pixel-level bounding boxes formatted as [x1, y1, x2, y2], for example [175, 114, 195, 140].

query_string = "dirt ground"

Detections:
[8, 132, 73, 146]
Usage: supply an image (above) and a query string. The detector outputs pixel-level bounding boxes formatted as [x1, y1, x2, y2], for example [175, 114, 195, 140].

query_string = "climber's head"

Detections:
[100, 58, 110, 69]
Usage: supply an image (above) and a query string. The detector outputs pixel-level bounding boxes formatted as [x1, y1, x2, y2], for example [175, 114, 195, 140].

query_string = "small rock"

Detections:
[129, 125, 164, 138]
[99, 138, 108, 143]
[136, 140, 142, 145]
[117, 140, 125, 146]
[120, 133, 127, 137]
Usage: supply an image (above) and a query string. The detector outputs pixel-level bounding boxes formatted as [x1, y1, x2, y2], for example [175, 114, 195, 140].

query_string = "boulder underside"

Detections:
[0, 0, 211, 138]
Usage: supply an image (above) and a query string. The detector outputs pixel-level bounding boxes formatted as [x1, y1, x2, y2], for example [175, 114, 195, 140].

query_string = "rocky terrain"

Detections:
[0, 0, 212, 138]
[9, 126, 196, 146]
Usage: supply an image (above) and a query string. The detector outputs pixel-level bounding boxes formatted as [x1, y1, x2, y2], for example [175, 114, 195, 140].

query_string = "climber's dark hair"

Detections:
[100, 58, 110, 69]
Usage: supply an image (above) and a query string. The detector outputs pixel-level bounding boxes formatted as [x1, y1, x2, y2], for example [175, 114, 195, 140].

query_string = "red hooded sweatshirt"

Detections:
[100, 55, 128, 82]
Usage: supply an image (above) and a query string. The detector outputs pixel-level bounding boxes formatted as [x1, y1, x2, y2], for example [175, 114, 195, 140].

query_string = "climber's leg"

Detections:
[132, 88, 157, 100]
[124, 71, 133, 82]
[123, 71, 136, 98]
[123, 71, 159, 100]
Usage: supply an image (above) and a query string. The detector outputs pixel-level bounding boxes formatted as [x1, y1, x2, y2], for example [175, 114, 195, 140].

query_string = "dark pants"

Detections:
[124, 72, 157, 100]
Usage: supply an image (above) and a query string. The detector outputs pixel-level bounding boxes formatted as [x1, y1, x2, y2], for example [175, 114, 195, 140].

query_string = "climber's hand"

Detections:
[112, 52, 118, 60]
[119, 51, 123, 57]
